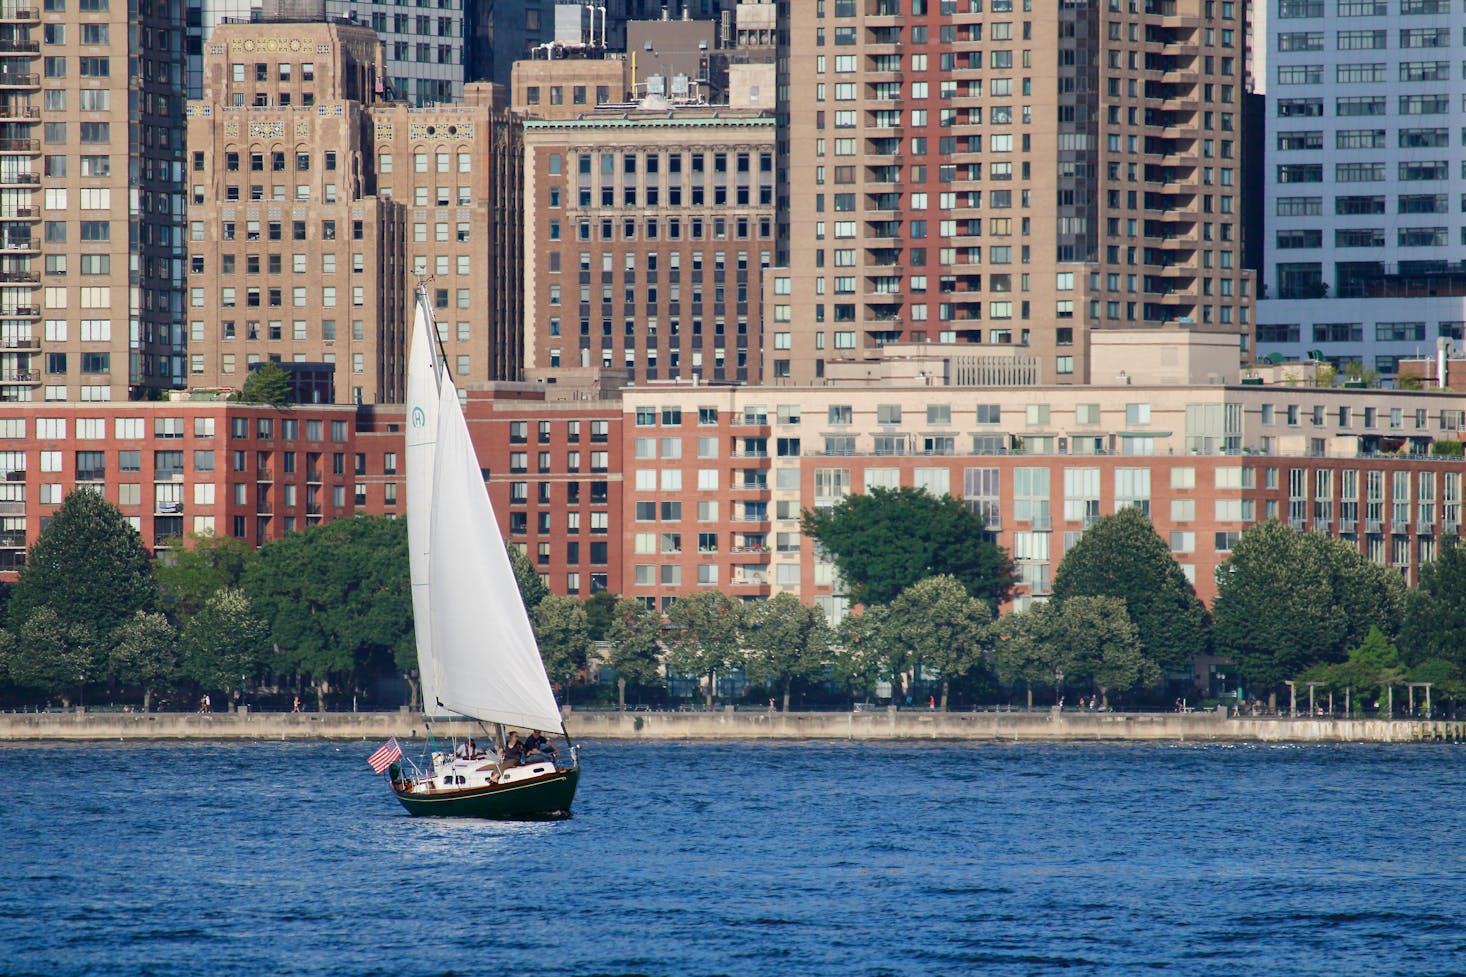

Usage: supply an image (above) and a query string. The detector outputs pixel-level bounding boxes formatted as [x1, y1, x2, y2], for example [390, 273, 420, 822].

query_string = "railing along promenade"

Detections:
[1, 708, 1462, 744]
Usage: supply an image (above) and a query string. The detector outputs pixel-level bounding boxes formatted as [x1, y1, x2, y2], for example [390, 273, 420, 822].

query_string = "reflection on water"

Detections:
[4, 740, 1464, 977]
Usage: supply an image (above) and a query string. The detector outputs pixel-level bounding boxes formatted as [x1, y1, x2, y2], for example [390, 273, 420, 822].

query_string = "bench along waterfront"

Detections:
[2, 708, 1463, 743]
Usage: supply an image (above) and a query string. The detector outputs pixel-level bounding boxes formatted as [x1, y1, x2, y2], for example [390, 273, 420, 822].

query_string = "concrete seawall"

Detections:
[2, 709, 1462, 743]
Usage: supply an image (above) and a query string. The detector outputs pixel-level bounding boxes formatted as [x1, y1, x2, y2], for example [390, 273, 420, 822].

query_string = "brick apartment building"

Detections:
[185, 21, 521, 405]
[4, 0, 186, 400]
[0, 398, 367, 573]
[3, 362, 1463, 625]
[771, 0, 1255, 385]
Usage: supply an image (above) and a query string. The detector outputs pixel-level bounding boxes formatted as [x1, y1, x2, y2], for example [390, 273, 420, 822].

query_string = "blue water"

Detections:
[3, 740, 1464, 977]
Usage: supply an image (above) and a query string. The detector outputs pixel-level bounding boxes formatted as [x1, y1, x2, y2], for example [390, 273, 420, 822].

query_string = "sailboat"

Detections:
[384, 287, 581, 819]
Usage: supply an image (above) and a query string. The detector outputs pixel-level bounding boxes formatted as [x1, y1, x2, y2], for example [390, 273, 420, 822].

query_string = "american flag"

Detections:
[367, 737, 403, 774]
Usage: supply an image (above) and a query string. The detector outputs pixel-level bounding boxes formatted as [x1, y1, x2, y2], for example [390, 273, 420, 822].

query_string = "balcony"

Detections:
[0, 368, 36, 383]
[0, 6, 40, 20]
[0, 137, 39, 153]
[0, 73, 38, 88]
[0, 39, 38, 53]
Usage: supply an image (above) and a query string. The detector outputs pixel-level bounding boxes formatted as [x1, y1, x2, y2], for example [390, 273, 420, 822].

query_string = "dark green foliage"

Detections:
[664, 590, 743, 707]
[885, 575, 991, 710]
[1213, 521, 1404, 695]
[605, 598, 664, 703]
[997, 596, 1154, 705]
[507, 541, 549, 613]
[582, 589, 618, 641]
[532, 594, 592, 691]
[241, 516, 413, 706]
[800, 486, 1015, 607]
[109, 611, 179, 712]
[0, 607, 96, 705]
[1407, 658, 1466, 703]
[236, 361, 292, 406]
[154, 532, 257, 626]
[1051, 507, 1207, 673]
[832, 605, 900, 704]
[180, 588, 269, 697]
[1399, 534, 1466, 670]
[743, 592, 829, 712]
[8, 489, 157, 640]
[1297, 626, 1406, 710]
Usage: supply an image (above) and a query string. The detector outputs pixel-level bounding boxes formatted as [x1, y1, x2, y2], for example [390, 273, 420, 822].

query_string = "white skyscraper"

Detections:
[1256, 0, 1466, 378]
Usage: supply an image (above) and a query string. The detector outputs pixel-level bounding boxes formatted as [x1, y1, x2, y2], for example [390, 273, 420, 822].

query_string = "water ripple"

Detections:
[2, 740, 1463, 976]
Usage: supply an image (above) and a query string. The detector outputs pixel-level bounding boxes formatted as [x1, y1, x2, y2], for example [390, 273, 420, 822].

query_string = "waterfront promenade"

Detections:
[2, 708, 1462, 743]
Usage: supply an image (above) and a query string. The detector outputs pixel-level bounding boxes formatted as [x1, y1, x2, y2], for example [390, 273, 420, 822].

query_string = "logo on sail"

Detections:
[411, 406, 426, 428]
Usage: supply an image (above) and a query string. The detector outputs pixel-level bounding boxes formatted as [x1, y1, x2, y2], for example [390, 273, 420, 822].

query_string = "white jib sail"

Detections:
[427, 376, 566, 733]
[405, 296, 446, 718]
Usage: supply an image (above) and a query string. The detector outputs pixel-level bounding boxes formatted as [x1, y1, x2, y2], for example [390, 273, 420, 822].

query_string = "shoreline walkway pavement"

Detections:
[1, 708, 1462, 743]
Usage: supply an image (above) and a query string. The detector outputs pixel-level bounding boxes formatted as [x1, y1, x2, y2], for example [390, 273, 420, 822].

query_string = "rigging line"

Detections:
[413, 278, 455, 385]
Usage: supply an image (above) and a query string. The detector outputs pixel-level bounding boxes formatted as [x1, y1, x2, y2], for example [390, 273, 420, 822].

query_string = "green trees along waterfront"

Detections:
[3, 487, 1466, 714]
[0, 489, 413, 712]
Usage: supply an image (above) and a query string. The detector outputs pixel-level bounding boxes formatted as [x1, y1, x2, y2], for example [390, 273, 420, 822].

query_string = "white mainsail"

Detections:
[405, 295, 445, 717]
[426, 377, 566, 733]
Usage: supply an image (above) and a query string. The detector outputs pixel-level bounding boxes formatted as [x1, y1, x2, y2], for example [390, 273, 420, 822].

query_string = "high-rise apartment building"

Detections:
[187, 21, 520, 401]
[186, 20, 407, 403]
[517, 80, 775, 383]
[770, 0, 1254, 385]
[373, 83, 522, 384]
[1254, 0, 1466, 379]
[6, 0, 186, 402]
[186, 0, 468, 104]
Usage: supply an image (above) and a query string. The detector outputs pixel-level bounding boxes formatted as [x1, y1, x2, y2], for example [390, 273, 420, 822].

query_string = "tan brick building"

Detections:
[519, 107, 776, 385]
[186, 23, 521, 404]
[3, 0, 185, 401]
[771, 0, 1255, 385]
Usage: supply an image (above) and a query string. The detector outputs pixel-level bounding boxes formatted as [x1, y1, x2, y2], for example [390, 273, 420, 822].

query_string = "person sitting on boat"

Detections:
[502, 730, 525, 765]
[523, 730, 560, 760]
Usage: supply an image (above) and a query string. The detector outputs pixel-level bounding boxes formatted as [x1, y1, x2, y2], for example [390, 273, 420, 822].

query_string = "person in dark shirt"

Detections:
[501, 730, 525, 764]
[523, 731, 560, 760]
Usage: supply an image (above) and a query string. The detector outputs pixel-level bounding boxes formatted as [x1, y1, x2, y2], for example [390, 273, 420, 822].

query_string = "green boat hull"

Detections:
[392, 765, 580, 819]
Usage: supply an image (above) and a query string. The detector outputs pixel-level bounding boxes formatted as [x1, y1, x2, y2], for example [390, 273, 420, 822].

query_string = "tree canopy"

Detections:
[154, 532, 257, 626]
[605, 597, 664, 707]
[236, 361, 292, 406]
[1051, 507, 1208, 673]
[241, 516, 413, 707]
[832, 605, 900, 705]
[743, 592, 829, 712]
[886, 575, 991, 709]
[8, 489, 157, 640]
[180, 588, 270, 701]
[507, 542, 549, 613]
[664, 590, 744, 707]
[1213, 521, 1404, 696]
[801, 486, 1015, 607]
[0, 607, 96, 706]
[109, 611, 179, 713]
[996, 596, 1154, 707]
[1399, 534, 1466, 671]
[533, 594, 592, 692]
